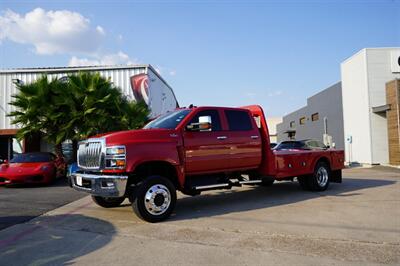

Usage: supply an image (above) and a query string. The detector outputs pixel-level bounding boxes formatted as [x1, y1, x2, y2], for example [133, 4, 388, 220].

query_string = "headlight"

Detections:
[40, 165, 50, 171]
[105, 146, 126, 169]
[106, 147, 125, 155]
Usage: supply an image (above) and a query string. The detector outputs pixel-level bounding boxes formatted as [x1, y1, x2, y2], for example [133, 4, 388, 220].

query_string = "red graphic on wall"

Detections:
[130, 74, 150, 104]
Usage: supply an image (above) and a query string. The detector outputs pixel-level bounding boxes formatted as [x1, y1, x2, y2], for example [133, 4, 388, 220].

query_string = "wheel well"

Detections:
[130, 161, 179, 188]
[316, 157, 331, 171]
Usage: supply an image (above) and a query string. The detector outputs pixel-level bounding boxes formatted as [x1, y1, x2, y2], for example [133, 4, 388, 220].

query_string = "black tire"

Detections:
[132, 175, 176, 223]
[298, 176, 310, 190]
[261, 178, 275, 186]
[92, 196, 125, 208]
[308, 162, 330, 191]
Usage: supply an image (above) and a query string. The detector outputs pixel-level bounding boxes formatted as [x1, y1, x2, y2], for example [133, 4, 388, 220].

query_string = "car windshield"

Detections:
[10, 153, 54, 163]
[144, 109, 191, 129]
[304, 140, 327, 149]
[274, 141, 307, 150]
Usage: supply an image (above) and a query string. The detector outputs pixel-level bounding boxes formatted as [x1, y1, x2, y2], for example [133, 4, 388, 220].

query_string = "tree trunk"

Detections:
[72, 139, 78, 163]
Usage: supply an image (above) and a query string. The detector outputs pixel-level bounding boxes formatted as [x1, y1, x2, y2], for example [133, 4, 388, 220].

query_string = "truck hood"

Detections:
[97, 129, 180, 146]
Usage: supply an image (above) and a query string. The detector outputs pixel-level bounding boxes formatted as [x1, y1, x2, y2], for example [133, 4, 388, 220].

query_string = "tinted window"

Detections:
[144, 109, 191, 129]
[274, 141, 306, 150]
[10, 153, 54, 163]
[225, 110, 253, 131]
[305, 140, 326, 149]
[188, 110, 222, 131]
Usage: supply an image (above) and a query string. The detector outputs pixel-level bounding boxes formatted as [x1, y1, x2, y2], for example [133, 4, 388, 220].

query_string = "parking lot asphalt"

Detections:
[0, 178, 86, 230]
[0, 166, 399, 265]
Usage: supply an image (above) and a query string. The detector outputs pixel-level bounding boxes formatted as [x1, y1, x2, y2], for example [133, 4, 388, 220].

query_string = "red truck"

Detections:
[71, 105, 344, 222]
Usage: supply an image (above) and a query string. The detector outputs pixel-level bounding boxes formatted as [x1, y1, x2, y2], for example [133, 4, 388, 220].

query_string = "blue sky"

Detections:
[0, 0, 399, 116]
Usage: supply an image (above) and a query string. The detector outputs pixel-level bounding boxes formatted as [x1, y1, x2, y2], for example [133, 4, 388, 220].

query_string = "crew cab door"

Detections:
[183, 109, 231, 174]
[223, 109, 262, 169]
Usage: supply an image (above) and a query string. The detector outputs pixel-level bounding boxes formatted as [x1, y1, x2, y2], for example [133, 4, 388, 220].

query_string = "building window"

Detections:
[290, 121, 295, 128]
[312, 113, 319, 121]
[299, 117, 306, 125]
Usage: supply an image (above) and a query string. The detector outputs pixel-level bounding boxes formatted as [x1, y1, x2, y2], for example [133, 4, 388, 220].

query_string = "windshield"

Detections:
[144, 109, 191, 129]
[274, 141, 307, 150]
[10, 153, 54, 163]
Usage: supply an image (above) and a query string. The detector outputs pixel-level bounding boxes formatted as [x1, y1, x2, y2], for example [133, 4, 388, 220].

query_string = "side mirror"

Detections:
[186, 122, 212, 131]
[186, 115, 212, 132]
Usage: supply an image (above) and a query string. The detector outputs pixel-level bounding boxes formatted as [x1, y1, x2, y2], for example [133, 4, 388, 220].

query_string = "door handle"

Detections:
[217, 136, 227, 140]
[251, 135, 259, 139]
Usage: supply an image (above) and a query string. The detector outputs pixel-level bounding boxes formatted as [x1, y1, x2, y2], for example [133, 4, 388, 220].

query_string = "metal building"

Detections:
[0, 64, 179, 161]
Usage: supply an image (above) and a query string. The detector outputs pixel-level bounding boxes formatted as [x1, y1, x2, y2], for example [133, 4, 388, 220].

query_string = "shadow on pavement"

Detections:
[0, 214, 115, 266]
[3, 177, 70, 189]
[170, 177, 396, 221]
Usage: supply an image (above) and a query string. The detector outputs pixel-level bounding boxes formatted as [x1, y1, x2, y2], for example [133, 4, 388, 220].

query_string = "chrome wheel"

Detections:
[316, 167, 329, 187]
[144, 184, 171, 216]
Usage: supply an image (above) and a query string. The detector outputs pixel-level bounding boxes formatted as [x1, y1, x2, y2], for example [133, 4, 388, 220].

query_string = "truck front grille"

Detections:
[78, 139, 104, 170]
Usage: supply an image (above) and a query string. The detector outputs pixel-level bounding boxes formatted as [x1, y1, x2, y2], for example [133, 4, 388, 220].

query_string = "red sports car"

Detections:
[0, 152, 62, 185]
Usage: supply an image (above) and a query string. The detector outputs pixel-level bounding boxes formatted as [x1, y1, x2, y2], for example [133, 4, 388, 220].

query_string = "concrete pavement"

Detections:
[0, 178, 86, 230]
[0, 167, 399, 265]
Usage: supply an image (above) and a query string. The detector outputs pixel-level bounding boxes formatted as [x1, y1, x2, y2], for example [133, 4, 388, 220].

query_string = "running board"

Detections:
[239, 180, 262, 185]
[193, 183, 231, 191]
[193, 180, 263, 192]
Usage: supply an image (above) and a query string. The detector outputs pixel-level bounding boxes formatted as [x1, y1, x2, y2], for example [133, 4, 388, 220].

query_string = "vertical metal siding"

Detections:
[0, 67, 149, 130]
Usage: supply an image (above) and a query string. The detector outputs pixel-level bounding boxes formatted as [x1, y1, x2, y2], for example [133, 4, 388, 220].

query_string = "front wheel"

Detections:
[132, 175, 177, 223]
[92, 196, 125, 208]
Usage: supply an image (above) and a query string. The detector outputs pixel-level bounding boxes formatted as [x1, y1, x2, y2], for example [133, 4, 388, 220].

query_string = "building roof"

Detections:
[341, 47, 400, 65]
[0, 64, 152, 74]
[0, 64, 175, 97]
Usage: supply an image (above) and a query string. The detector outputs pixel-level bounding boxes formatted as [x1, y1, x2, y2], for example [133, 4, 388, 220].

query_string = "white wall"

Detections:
[341, 49, 372, 164]
[366, 49, 400, 164]
[266, 117, 282, 143]
[277, 82, 344, 150]
[341, 48, 400, 165]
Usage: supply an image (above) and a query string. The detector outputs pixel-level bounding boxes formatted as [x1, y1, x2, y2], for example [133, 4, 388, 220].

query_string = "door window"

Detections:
[188, 110, 222, 131]
[224, 110, 252, 131]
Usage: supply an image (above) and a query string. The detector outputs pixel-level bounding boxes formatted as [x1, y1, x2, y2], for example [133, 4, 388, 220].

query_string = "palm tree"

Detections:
[9, 76, 68, 155]
[63, 72, 149, 138]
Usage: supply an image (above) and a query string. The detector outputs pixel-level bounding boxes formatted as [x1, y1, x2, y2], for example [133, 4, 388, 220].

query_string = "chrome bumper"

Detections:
[71, 173, 128, 197]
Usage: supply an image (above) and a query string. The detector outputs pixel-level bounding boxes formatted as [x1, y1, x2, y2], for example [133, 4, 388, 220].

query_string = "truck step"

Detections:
[193, 183, 231, 191]
[239, 180, 263, 185]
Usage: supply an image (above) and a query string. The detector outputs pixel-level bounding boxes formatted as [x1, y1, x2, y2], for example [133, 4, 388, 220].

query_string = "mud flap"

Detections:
[330, 170, 342, 183]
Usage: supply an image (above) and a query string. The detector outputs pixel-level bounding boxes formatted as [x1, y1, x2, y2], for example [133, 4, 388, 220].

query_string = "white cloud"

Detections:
[68, 51, 137, 66]
[267, 90, 283, 97]
[153, 65, 176, 76]
[0, 8, 105, 55]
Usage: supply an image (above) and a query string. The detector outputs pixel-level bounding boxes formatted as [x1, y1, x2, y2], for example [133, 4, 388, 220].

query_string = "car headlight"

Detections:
[105, 146, 126, 169]
[40, 165, 50, 171]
